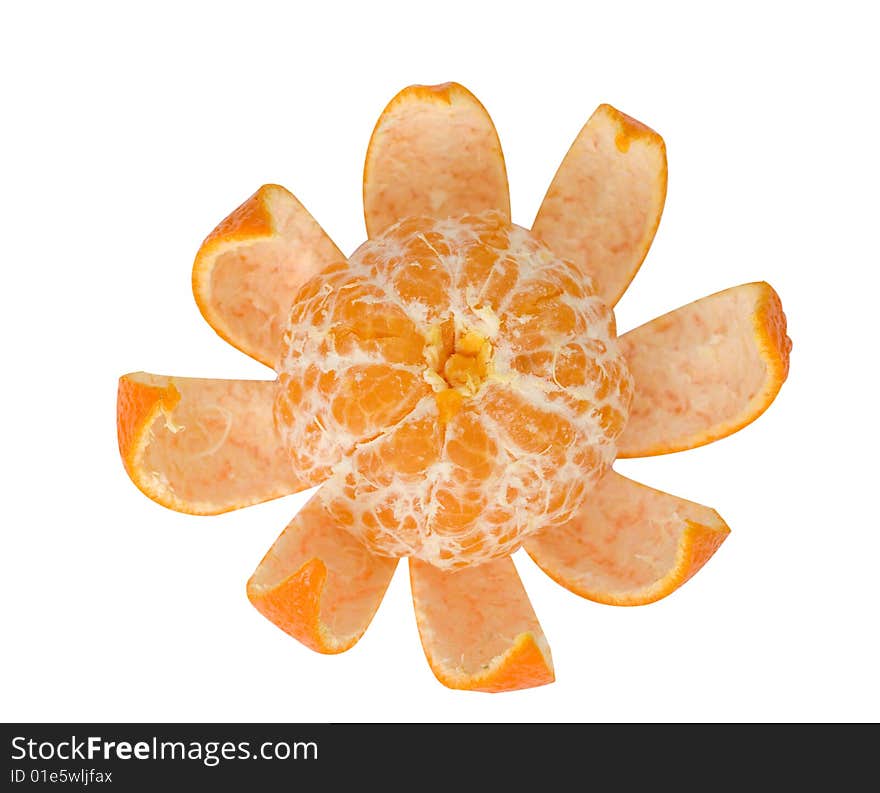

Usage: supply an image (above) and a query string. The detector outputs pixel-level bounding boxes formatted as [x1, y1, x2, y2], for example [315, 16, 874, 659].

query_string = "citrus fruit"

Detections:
[117, 81, 791, 693]
[274, 210, 633, 568]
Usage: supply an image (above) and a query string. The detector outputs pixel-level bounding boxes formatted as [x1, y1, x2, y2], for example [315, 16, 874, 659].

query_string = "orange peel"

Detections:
[117, 82, 791, 692]
[525, 471, 730, 606]
[617, 282, 791, 457]
[117, 372, 309, 515]
[247, 494, 397, 653]
[410, 557, 554, 692]
[364, 82, 510, 238]
[193, 184, 344, 368]
[533, 104, 667, 307]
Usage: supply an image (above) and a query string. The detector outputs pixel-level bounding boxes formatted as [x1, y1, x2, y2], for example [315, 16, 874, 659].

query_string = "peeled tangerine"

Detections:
[117, 82, 791, 692]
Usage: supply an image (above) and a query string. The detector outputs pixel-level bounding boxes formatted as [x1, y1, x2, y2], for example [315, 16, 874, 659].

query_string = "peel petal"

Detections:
[410, 557, 553, 692]
[617, 282, 791, 457]
[525, 471, 730, 606]
[193, 184, 344, 368]
[248, 494, 398, 654]
[117, 372, 310, 514]
[532, 104, 666, 306]
[363, 82, 510, 237]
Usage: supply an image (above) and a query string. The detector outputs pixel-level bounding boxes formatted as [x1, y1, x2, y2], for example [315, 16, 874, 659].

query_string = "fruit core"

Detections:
[423, 320, 493, 422]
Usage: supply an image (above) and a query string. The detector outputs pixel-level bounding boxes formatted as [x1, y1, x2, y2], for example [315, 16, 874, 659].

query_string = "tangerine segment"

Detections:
[409, 557, 554, 692]
[363, 83, 510, 238]
[193, 184, 344, 369]
[117, 372, 309, 515]
[278, 212, 633, 568]
[532, 104, 667, 307]
[247, 494, 397, 654]
[525, 471, 730, 606]
[617, 282, 791, 458]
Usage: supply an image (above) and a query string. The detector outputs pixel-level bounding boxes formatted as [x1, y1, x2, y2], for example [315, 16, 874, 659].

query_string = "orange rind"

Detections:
[617, 282, 791, 457]
[118, 372, 309, 515]
[533, 104, 667, 307]
[248, 493, 397, 653]
[525, 471, 730, 606]
[193, 184, 344, 368]
[363, 82, 510, 238]
[410, 557, 554, 692]
[117, 82, 791, 693]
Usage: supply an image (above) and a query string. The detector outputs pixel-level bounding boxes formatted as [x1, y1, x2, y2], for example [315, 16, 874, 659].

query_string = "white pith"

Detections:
[275, 210, 633, 568]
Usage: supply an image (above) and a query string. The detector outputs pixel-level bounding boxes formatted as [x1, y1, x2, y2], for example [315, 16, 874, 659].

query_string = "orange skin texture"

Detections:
[200, 183, 275, 243]
[116, 81, 793, 693]
[117, 375, 181, 503]
[756, 283, 793, 384]
[247, 494, 397, 653]
[680, 521, 731, 592]
[532, 104, 667, 307]
[426, 633, 554, 694]
[248, 559, 335, 654]
[192, 186, 275, 363]
[605, 105, 661, 153]
[116, 377, 180, 500]
[248, 556, 397, 655]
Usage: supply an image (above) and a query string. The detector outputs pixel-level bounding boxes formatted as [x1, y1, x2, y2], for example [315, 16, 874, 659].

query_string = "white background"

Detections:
[2, 1, 878, 723]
